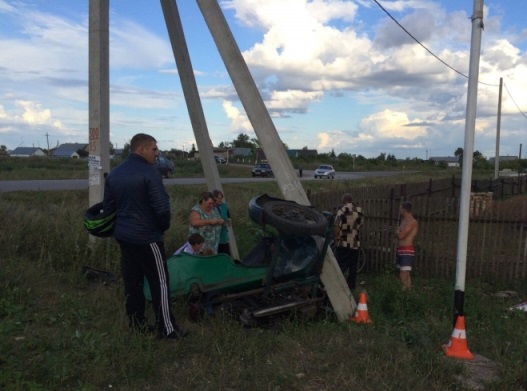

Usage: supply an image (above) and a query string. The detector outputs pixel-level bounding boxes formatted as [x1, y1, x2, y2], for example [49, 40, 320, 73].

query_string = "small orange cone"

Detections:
[443, 315, 474, 360]
[350, 291, 372, 324]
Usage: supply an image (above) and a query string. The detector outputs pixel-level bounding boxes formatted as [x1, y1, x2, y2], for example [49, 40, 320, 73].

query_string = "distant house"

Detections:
[52, 143, 88, 158]
[488, 156, 518, 164]
[429, 156, 460, 167]
[9, 147, 46, 157]
[193, 147, 228, 160]
[287, 148, 318, 158]
[230, 147, 253, 157]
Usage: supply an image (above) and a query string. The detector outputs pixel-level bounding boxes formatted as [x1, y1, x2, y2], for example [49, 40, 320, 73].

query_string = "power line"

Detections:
[372, 0, 527, 120]
[372, 0, 468, 79]
[504, 83, 527, 120]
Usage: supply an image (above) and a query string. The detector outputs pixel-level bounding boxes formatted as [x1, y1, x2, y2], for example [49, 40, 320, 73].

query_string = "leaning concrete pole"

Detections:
[160, 0, 239, 259]
[197, 0, 356, 321]
[88, 0, 110, 207]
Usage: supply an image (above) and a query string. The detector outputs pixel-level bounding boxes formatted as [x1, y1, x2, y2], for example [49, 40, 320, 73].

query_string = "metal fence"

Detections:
[308, 175, 527, 281]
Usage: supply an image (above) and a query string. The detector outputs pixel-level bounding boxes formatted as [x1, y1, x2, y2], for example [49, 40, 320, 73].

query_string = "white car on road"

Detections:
[314, 164, 335, 179]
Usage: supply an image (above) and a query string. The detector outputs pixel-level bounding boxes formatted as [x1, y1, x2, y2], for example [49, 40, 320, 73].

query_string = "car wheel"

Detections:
[262, 200, 328, 236]
[165, 170, 173, 179]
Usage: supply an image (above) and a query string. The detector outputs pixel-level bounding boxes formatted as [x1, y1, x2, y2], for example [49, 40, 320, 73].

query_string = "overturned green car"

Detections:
[144, 194, 332, 326]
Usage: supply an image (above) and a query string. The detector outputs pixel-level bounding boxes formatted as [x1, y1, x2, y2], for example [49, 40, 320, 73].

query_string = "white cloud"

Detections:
[18, 101, 52, 125]
[266, 90, 323, 112]
[222, 100, 253, 132]
[359, 110, 427, 139]
[317, 132, 330, 149]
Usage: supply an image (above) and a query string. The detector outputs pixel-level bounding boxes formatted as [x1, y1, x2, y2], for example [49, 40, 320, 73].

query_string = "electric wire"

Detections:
[372, 0, 526, 119]
[504, 83, 527, 120]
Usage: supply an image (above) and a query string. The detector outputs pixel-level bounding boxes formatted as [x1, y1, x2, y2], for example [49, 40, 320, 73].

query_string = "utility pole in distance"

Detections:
[494, 77, 502, 179]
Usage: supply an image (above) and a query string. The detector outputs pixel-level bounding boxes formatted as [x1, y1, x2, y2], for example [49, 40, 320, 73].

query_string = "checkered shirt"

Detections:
[335, 202, 364, 249]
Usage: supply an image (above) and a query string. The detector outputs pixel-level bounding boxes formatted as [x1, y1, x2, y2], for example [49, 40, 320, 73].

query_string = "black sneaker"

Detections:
[161, 326, 189, 340]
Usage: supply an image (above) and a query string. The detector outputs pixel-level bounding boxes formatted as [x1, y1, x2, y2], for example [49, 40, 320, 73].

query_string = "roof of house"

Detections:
[10, 147, 45, 156]
[52, 143, 88, 157]
[230, 147, 253, 156]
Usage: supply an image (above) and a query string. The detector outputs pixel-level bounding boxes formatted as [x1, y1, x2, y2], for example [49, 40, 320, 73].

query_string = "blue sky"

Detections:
[0, 0, 526, 159]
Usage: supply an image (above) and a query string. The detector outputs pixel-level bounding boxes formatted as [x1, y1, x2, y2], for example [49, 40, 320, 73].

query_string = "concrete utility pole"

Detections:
[197, 0, 356, 321]
[494, 77, 503, 179]
[160, 0, 239, 259]
[453, 0, 484, 326]
[88, 0, 110, 207]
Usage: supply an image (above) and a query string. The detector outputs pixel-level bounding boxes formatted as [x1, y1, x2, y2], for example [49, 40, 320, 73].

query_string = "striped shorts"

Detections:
[396, 246, 415, 271]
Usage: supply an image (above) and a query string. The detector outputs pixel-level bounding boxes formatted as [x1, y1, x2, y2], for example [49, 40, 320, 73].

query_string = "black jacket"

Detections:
[103, 153, 170, 244]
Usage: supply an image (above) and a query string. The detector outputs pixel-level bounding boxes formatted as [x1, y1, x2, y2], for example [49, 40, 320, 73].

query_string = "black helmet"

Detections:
[83, 202, 116, 237]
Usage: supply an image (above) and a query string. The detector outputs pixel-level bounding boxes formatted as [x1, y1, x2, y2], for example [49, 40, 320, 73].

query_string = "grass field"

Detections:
[1, 167, 526, 390]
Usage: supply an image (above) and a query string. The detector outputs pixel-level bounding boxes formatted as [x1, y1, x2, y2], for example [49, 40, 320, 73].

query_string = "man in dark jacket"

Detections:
[103, 133, 186, 339]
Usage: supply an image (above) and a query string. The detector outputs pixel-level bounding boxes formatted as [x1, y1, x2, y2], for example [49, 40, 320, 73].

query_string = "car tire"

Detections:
[262, 200, 328, 236]
[165, 170, 172, 179]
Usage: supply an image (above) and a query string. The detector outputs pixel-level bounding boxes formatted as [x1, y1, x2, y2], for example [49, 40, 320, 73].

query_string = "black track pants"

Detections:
[118, 240, 176, 336]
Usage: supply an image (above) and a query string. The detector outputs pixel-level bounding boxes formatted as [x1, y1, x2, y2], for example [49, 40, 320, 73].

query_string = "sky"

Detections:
[0, 0, 526, 159]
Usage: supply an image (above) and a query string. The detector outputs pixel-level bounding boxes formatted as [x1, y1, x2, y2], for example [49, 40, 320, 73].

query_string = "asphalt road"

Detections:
[0, 170, 408, 192]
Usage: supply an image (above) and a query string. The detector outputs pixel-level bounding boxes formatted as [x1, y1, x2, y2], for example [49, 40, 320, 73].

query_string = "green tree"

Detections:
[454, 147, 463, 165]
[121, 143, 130, 159]
[232, 133, 254, 149]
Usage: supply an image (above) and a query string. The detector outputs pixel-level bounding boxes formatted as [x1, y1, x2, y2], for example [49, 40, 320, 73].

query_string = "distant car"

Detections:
[251, 163, 273, 177]
[155, 155, 174, 178]
[314, 164, 335, 179]
[214, 155, 226, 164]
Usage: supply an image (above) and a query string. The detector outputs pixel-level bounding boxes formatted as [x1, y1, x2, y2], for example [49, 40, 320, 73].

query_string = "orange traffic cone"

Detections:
[443, 315, 474, 360]
[350, 291, 372, 324]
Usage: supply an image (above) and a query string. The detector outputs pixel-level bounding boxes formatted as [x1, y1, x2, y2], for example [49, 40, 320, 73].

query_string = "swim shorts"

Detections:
[396, 246, 415, 271]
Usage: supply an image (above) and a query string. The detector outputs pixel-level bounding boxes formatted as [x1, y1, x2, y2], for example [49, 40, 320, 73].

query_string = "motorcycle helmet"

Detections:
[83, 202, 116, 237]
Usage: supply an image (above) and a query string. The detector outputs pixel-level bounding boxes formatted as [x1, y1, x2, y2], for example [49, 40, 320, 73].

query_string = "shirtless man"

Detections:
[395, 201, 418, 290]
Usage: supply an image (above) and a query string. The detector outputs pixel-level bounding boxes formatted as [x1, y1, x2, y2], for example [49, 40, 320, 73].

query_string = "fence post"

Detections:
[426, 178, 432, 217]
[451, 175, 456, 198]
[400, 183, 407, 200]
[389, 187, 394, 220]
